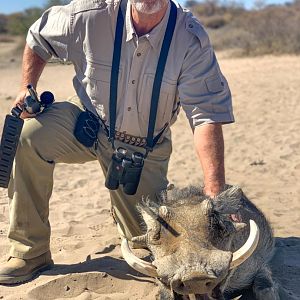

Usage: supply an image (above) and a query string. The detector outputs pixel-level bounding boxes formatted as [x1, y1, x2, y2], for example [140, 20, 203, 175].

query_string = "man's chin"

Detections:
[130, 0, 168, 14]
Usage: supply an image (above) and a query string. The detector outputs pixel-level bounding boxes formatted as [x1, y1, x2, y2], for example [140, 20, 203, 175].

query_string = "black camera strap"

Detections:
[146, 2, 177, 151]
[0, 115, 24, 188]
[109, 0, 177, 155]
[109, 0, 126, 149]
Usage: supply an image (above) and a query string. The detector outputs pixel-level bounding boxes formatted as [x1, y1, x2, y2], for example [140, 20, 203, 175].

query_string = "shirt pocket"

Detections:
[138, 73, 177, 132]
[205, 74, 224, 94]
[84, 62, 123, 120]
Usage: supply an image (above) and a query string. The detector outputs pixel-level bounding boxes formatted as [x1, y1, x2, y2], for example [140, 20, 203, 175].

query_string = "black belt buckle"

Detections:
[0, 115, 24, 188]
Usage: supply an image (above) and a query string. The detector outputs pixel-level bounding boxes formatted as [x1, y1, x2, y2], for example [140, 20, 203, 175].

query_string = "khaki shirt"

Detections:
[27, 0, 234, 138]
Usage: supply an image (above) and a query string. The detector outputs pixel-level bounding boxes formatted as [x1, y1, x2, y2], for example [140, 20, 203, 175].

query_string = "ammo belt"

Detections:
[114, 131, 147, 147]
[97, 117, 156, 147]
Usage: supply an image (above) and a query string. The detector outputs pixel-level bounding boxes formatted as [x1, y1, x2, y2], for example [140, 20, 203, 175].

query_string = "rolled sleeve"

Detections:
[178, 36, 234, 128]
[26, 5, 73, 62]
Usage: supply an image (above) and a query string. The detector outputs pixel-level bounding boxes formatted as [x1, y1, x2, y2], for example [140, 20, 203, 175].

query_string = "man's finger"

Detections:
[20, 111, 36, 119]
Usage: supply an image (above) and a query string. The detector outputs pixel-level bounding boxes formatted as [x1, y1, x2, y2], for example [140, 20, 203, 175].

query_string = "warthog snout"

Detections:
[166, 249, 232, 295]
[171, 272, 218, 295]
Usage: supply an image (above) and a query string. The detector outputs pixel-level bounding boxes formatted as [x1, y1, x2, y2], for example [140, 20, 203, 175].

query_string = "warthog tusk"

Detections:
[119, 220, 259, 278]
[118, 224, 158, 277]
[121, 237, 158, 277]
[230, 219, 260, 269]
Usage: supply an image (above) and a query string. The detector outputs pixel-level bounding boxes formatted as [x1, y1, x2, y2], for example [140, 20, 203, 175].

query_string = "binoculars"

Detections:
[105, 147, 144, 195]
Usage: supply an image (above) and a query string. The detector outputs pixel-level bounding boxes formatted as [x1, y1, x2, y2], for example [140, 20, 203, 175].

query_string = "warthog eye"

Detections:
[209, 212, 233, 240]
[156, 215, 180, 237]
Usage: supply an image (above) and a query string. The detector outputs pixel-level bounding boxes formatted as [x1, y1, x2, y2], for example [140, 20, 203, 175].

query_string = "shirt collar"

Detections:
[125, 1, 171, 49]
[125, 1, 136, 42]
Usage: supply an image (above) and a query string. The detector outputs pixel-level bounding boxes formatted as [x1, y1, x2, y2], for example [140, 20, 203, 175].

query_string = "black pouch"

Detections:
[74, 111, 100, 147]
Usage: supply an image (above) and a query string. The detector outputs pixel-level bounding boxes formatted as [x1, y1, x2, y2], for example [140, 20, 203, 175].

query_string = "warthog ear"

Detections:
[139, 196, 160, 213]
[134, 197, 161, 246]
[158, 206, 173, 221]
[212, 185, 244, 214]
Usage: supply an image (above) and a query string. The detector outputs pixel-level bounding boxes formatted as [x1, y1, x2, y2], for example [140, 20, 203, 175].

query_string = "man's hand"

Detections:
[193, 123, 225, 198]
[12, 89, 36, 119]
[14, 43, 47, 119]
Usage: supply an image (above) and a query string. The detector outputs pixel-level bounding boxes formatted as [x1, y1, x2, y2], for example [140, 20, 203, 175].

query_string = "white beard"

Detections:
[130, 0, 168, 14]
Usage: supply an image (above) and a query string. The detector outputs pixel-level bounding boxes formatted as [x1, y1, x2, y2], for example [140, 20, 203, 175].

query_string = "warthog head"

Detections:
[121, 186, 259, 298]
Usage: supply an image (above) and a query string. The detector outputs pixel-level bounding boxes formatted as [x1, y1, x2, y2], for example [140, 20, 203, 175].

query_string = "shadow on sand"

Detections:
[26, 254, 155, 299]
[44, 255, 153, 283]
[237, 237, 300, 300]
[9, 237, 300, 299]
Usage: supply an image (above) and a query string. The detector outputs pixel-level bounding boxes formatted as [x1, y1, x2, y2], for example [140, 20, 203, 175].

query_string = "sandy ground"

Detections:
[0, 39, 299, 299]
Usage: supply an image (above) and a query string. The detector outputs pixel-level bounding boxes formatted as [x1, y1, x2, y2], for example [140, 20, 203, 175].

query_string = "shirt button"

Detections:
[137, 53, 141, 57]
[127, 107, 132, 111]
[132, 80, 135, 84]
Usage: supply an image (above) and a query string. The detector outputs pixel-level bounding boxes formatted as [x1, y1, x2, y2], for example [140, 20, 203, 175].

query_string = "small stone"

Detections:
[64, 285, 70, 291]
[85, 254, 91, 261]
[10, 58, 15, 63]
[5, 96, 12, 100]
[167, 183, 175, 190]
[250, 160, 265, 166]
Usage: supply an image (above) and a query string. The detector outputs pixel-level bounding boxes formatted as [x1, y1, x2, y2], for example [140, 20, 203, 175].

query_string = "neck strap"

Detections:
[109, 0, 126, 147]
[109, 0, 177, 152]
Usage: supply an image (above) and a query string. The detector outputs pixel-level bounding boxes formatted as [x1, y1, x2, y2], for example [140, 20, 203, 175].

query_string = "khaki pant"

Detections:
[7, 97, 171, 259]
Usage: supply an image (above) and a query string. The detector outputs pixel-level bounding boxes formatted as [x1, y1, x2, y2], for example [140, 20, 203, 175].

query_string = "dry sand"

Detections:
[0, 39, 299, 299]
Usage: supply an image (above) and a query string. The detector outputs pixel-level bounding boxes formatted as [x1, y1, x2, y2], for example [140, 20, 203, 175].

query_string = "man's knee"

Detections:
[17, 102, 81, 159]
[18, 118, 50, 155]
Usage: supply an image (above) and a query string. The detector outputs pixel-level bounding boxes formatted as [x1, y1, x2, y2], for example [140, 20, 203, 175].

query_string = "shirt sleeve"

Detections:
[26, 4, 73, 62]
[178, 35, 234, 128]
